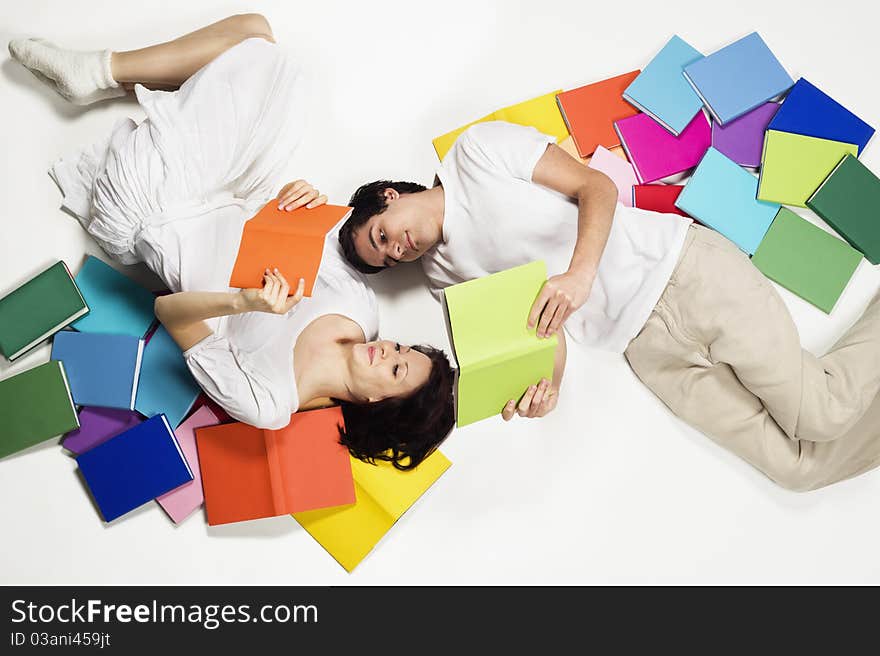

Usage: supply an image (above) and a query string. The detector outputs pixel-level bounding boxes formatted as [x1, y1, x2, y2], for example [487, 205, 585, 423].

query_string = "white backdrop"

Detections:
[2, 0, 879, 585]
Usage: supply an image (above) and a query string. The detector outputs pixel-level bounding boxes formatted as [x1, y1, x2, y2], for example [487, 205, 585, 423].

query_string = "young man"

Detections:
[338, 120, 880, 492]
[340, 120, 693, 421]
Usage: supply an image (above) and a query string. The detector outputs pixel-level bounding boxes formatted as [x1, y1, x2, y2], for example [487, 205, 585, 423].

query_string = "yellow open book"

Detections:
[292, 449, 451, 572]
[432, 90, 569, 160]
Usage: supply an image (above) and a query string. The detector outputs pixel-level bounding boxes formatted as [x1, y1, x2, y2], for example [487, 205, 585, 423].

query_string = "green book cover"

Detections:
[807, 154, 880, 265]
[0, 360, 79, 459]
[752, 208, 861, 313]
[757, 130, 859, 207]
[444, 261, 557, 427]
[0, 261, 89, 361]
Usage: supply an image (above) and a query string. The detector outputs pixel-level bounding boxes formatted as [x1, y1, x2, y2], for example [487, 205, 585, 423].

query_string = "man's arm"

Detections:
[526, 143, 618, 338]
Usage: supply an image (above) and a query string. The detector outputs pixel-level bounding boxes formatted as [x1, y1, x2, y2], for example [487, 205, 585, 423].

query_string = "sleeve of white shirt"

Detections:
[454, 121, 556, 182]
[182, 333, 290, 429]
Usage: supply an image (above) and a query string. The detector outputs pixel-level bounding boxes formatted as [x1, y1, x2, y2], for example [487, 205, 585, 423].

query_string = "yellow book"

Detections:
[292, 449, 451, 572]
[432, 90, 569, 160]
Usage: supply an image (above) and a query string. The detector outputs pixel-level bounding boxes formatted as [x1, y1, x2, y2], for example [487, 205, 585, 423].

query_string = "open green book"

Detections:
[444, 261, 557, 426]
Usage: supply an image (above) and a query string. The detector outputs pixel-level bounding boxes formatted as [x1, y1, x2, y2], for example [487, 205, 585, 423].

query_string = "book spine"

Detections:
[264, 430, 289, 516]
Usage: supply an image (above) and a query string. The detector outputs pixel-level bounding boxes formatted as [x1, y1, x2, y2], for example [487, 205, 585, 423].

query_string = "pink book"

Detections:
[156, 405, 221, 523]
[614, 111, 711, 183]
[587, 145, 638, 206]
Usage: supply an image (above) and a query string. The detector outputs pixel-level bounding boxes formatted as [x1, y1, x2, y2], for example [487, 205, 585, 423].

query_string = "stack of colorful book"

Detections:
[0, 253, 451, 572]
[430, 30, 878, 315]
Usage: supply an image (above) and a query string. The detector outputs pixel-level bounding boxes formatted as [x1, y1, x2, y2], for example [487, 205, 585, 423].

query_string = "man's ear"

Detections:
[383, 188, 400, 203]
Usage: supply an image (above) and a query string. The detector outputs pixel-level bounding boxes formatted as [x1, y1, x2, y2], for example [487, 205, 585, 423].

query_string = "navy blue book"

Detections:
[767, 77, 875, 155]
[51, 331, 144, 410]
[76, 414, 193, 522]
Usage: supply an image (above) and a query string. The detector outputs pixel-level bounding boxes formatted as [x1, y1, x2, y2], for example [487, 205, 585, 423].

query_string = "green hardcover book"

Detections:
[752, 208, 861, 313]
[807, 154, 880, 265]
[0, 360, 79, 459]
[444, 261, 557, 427]
[0, 261, 89, 361]
[757, 130, 858, 207]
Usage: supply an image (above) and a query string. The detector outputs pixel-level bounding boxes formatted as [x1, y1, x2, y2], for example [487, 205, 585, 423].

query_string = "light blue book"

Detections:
[622, 35, 704, 136]
[134, 325, 200, 428]
[50, 331, 144, 410]
[72, 256, 156, 338]
[674, 147, 781, 254]
[683, 32, 794, 125]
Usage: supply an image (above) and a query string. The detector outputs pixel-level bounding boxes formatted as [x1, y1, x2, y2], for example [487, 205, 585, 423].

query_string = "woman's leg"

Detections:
[111, 14, 274, 89]
[9, 13, 274, 103]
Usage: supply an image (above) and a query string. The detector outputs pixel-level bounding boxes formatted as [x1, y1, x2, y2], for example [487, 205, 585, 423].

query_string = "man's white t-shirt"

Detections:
[421, 121, 692, 353]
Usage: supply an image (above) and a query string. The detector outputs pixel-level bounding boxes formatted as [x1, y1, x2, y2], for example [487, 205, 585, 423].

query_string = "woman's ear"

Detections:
[383, 188, 400, 203]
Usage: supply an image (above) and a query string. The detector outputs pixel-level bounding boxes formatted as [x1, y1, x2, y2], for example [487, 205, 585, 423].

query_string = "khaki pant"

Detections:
[625, 224, 880, 491]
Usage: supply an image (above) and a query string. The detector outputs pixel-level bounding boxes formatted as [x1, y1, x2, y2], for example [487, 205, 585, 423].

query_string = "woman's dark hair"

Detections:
[337, 344, 454, 471]
[339, 179, 427, 275]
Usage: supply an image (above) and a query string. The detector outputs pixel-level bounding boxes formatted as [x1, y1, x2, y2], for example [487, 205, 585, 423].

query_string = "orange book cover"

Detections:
[196, 406, 354, 525]
[556, 70, 641, 158]
[229, 202, 352, 295]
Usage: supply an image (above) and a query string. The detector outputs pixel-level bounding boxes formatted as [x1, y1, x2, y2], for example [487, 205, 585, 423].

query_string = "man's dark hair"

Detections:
[337, 344, 455, 471]
[339, 180, 427, 274]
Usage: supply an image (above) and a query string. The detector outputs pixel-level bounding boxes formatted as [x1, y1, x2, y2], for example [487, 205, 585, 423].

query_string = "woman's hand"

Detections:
[276, 179, 328, 211]
[239, 268, 305, 314]
[501, 377, 559, 421]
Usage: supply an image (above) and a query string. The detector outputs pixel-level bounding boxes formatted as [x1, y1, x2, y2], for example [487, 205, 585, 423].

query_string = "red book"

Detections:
[556, 70, 641, 158]
[632, 185, 692, 218]
[196, 406, 355, 526]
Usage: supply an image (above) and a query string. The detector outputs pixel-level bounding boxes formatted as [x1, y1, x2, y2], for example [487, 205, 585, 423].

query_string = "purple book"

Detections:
[64, 407, 144, 455]
[711, 102, 779, 168]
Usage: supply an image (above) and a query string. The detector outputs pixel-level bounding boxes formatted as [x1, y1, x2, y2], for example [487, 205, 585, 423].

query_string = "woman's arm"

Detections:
[527, 143, 618, 338]
[155, 269, 304, 351]
[501, 330, 567, 421]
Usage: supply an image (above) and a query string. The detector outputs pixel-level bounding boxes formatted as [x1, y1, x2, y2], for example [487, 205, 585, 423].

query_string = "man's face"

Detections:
[352, 190, 431, 269]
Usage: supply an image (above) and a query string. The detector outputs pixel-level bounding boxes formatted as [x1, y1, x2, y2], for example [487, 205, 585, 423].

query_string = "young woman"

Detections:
[10, 14, 454, 470]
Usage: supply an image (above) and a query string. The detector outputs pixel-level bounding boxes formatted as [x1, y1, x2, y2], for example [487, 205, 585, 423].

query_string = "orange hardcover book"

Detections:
[556, 70, 641, 158]
[229, 202, 352, 295]
[196, 406, 355, 525]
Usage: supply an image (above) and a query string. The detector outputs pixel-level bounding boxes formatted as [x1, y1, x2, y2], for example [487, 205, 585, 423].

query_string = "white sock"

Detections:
[8, 38, 126, 105]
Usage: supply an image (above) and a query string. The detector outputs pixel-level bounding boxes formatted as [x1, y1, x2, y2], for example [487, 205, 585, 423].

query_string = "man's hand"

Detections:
[276, 179, 328, 211]
[527, 268, 593, 339]
[501, 378, 558, 421]
[239, 268, 304, 314]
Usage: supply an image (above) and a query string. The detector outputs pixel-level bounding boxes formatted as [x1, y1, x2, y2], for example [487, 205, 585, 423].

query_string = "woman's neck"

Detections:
[294, 331, 356, 407]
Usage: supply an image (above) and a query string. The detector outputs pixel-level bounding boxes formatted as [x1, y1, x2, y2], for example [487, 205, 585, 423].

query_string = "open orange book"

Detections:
[196, 406, 355, 525]
[229, 202, 352, 295]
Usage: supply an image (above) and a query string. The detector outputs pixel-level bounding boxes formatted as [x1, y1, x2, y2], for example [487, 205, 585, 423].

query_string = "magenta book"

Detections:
[614, 111, 711, 183]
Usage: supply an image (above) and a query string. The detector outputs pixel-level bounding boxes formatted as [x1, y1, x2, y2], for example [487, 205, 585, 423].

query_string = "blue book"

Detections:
[72, 256, 156, 338]
[767, 78, 875, 155]
[675, 147, 781, 254]
[134, 325, 200, 428]
[50, 331, 144, 410]
[622, 35, 704, 136]
[76, 414, 193, 522]
[683, 32, 794, 125]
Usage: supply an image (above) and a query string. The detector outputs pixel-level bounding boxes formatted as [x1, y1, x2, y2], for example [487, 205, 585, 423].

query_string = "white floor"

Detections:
[2, 0, 879, 585]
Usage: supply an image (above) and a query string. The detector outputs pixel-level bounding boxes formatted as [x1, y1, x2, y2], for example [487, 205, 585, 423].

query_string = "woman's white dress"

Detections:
[48, 37, 378, 429]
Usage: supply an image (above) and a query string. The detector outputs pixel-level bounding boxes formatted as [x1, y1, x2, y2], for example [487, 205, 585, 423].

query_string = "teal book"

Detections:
[444, 261, 557, 427]
[134, 325, 200, 428]
[806, 154, 880, 265]
[72, 256, 156, 338]
[0, 360, 79, 459]
[0, 261, 88, 361]
[674, 147, 780, 254]
[752, 208, 861, 313]
[622, 35, 704, 136]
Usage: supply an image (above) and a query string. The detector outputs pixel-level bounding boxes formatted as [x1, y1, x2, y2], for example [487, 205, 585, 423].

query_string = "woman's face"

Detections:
[350, 340, 432, 403]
